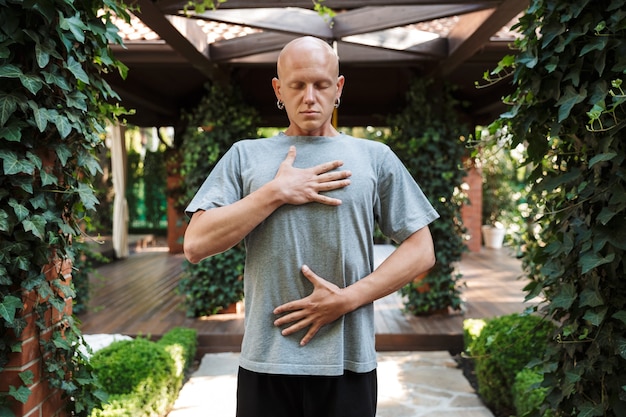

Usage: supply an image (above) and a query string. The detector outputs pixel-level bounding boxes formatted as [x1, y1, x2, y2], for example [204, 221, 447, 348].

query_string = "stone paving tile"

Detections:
[167, 351, 494, 417]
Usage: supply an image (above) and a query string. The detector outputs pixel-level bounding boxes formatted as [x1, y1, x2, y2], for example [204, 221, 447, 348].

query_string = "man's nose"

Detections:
[303, 85, 315, 102]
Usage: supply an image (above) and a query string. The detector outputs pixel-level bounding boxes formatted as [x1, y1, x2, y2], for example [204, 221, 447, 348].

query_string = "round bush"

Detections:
[471, 313, 555, 414]
[90, 338, 175, 396]
[512, 368, 555, 417]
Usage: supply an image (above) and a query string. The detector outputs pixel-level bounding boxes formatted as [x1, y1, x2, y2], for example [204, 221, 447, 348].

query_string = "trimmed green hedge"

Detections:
[466, 314, 555, 415]
[90, 327, 197, 417]
[512, 368, 555, 417]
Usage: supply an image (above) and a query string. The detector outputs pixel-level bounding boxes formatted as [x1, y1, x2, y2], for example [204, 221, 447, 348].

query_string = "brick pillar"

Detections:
[0, 258, 72, 417]
[461, 161, 483, 252]
[167, 172, 187, 254]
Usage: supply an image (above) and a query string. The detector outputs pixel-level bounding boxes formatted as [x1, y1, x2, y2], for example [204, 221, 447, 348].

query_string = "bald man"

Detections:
[184, 36, 438, 417]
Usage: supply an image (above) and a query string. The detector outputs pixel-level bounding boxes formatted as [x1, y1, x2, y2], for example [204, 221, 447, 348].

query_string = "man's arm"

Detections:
[184, 146, 352, 263]
[273, 226, 436, 345]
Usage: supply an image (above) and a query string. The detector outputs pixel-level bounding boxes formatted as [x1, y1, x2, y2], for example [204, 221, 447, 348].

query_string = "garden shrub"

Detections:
[463, 318, 486, 356]
[157, 327, 198, 376]
[90, 327, 197, 417]
[512, 368, 555, 417]
[178, 244, 245, 317]
[471, 313, 555, 415]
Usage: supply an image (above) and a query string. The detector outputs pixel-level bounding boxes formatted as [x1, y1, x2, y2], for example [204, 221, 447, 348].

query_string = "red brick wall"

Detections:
[1, 258, 72, 417]
[461, 162, 483, 252]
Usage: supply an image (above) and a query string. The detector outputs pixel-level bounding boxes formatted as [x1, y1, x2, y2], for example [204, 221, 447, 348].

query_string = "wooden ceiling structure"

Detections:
[106, 0, 529, 128]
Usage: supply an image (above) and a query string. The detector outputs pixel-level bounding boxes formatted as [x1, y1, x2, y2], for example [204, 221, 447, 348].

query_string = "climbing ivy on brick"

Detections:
[489, 0, 626, 415]
[0, 0, 129, 414]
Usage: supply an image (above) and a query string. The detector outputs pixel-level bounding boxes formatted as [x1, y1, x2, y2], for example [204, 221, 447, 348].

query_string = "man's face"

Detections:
[273, 42, 344, 136]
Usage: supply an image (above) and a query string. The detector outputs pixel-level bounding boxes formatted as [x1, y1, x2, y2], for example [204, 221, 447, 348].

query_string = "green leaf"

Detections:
[580, 251, 615, 274]
[556, 85, 587, 122]
[19, 370, 34, 385]
[0, 150, 36, 175]
[0, 295, 23, 322]
[42, 71, 70, 91]
[582, 307, 607, 326]
[0, 266, 9, 284]
[23, 215, 47, 239]
[577, 402, 605, 417]
[0, 124, 22, 142]
[55, 144, 72, 166]
[0, 209, 8, 232]
[40, 169, 58, 186]
[580, 288, 605, 308]
[8, 385, 31, 404]
[0, 64, 22, 79]
[0, 93, 19, 126]
[66, 91, 87, 111]
[612, 310, 626, 325]
[580, 35, 608, 57]
[77, 182, 99, 210]
[59, 13, 87, 43]
[35, 42, 50, 68]
[52, 113, 72, 138]
[19, 74, 43, 95]
[589, 152, 617, 168]
[8, 199, 29, 222]
[597, 206, 616, 225]
[29, 102, 48, 132]
[65, 56, 90, 84]
[551, 282, 576, 310]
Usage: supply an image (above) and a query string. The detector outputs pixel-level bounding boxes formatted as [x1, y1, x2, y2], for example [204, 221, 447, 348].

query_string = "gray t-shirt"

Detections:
[186, 133, 439, 376]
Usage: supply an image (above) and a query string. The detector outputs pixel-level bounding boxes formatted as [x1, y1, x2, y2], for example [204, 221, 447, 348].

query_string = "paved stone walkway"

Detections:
[167, 351, 494, 417]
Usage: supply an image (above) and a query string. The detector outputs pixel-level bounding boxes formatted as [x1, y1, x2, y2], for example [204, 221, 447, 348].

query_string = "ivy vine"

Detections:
[489, 0, 626, 415]
[0, 0, 130, 414]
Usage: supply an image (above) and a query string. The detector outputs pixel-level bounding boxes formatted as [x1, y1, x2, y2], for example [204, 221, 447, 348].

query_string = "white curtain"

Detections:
[110, 124, 129, 259]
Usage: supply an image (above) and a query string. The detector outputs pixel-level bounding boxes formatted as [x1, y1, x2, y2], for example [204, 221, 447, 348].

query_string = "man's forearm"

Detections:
[184, 182, 284, 263]
[343, 227, 436, 311]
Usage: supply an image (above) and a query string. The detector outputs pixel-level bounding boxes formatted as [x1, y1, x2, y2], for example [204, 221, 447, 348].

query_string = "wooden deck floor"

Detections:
[78, 245, 533, 357]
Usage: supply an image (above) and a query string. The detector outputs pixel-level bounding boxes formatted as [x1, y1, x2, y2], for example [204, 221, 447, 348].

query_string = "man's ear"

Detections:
[336, 75, 345, 97]
[272, 77, 281, 100]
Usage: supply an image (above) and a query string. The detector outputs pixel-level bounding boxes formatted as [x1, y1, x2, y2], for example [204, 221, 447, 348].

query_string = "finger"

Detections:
[273, 308, 305, 326]
[313, 160, 344, 175]
[282, 145, 296, 167]
[317, 178, 351, 192]
[301, 264, 318, 284]
[273, 298, 302, 315]
[300, 324, 321, 346]
[318, 170, 352, 183]
[312, 194, 343, 206]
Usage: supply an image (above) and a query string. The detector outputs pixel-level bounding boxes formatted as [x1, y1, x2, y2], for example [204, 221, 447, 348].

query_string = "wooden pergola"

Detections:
[104, 0, 529, 256]
[106, 0, 528, 128]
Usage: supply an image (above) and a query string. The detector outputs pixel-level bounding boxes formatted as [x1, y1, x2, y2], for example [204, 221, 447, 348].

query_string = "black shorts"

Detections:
[236, 367, 377, 417]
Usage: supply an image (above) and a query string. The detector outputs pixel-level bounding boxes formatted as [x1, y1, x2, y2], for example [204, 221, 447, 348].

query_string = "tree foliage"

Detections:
[490, 0, 626, 414]
[386, 78, 469, 314]
[176, 82, 259, 316]
[0, 0, 129, 414]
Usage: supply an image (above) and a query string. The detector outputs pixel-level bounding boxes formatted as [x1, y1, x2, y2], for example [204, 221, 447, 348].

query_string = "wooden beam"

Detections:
[209, 32, 298, 61]
[332, 4, 491, 38]
[158, 0, 502, 13]
[133, 0, 217, 78]
[439, 0, 528, 76]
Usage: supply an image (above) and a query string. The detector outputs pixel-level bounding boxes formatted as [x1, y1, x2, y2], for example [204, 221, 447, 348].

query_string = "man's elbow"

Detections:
[425, 248, 436, 270]
[183, 240, 204, 264]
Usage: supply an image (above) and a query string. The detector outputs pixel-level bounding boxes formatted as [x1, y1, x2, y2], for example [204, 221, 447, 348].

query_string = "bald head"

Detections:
[277, 36, 339, 79]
